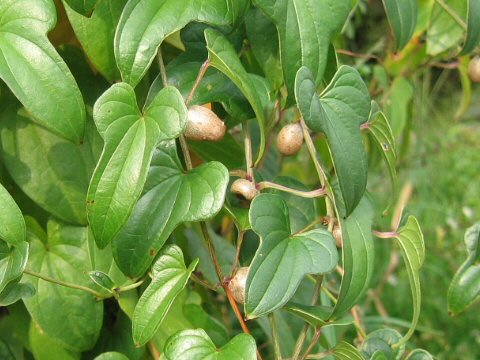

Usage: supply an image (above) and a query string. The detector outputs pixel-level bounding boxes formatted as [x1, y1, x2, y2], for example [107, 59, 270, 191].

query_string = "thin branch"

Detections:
[300, 328, 322, 360]
[351, 306, 367, 341]
[24, 269, 104, 299]
[270, 314, 283, 360]
[116, 279, 145, 294]
[157, 48, 169, 86]
[243, 121, 255, 182]
[232, 230, 245, 273]
[185, 59, 211, 106]
[179, 135, 193, 171]
[191, 273, 220, 292]
[257, 181, 327, 198]
[372, 230, 399, 239]
[336, 49, 380, 61]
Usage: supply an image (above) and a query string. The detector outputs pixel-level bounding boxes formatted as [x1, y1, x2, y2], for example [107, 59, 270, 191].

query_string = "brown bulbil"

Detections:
[185, 105, 226, 141]
[228, 267, 249, 304]
[231, 179, 258, 201]
[468, 56, 480, 83]
[277, 123, 304, 156]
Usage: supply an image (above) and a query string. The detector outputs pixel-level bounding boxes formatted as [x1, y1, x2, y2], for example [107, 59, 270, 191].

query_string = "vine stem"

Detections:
[243, 120, 255, 182]
[185, 59, 211, 106]
[116, 279, 145, 294]
[270, 314, 283, 360]
[24, 269, 104, 299]
[200, 223, 263, 360]
[257, 181, 326, 198]
[372, 230, 398, 239]
[300, 328, 322, 360]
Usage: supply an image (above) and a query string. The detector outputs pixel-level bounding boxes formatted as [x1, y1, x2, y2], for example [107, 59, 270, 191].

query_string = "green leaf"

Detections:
[29, 322, 80, 360]
[361, 329, 405, 360]
[115, 0, 240, 86]
[332, 341, 365, 360]
[245, 8, 283, 90]
[112, 143, 229, 277]
[88, 270, 115, 292]
[0, 107, 100, 225]
[393, 216, 425, 346]
[0, 0, 86, 142]
[460, 0, 480, 54]
[367, 105, 398, 208]
[163, 329, 257, 360]
[331, 196, 375, 318]
[63, 0, 97, 16]
[448, 221, 480, 315]
[254, 0, 351, 101]
[183, 303, 229, 346]
[245, 193, 338, 318]
[65, 0, 128, 82]
[405, 349, 434, 360]
[0, 241, 28, 293]
[205, 29, 269, 165]
[0, 282, 35, 306]
[295, 66, 371, 216]
[427, 0, 467, 55]
[0, 183, 25, 245]
[382, 0, 418, 50]
[132, 245, 198, 346]
[23, 220, 103, 351]
[94, 352, 130, 360]
[284, 302, 353, 329]
[87, 83, 186, 248]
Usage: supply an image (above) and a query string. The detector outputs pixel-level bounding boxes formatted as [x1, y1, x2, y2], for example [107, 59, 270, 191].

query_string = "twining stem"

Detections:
[243, 121, 255, 182]
[292, 276, 323, 360]
[24, 269, 104, 299]
[300, 328, 322, 360]
[190, 273, 219, 292]
[185, 59, 211, 106]
[270, 314, 283, 360]
[157, 48, 169, 87]
[351, 306, 367, 340]
[434, 0, 467, 30]
[232, 230, 245, 272]
[257, 181, 327, 198]
[179, 135, 193, 171]
[199, 223, 263, 359]
[372, 230, 398, 239]
[116, 279, 145, 294]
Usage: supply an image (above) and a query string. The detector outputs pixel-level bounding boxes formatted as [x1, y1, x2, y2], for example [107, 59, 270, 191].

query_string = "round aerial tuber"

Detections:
[228, 267, 249, 304]
[231, 179, 258, 201]
[185, 105, 226, 141]
[277, 123, 304, 156]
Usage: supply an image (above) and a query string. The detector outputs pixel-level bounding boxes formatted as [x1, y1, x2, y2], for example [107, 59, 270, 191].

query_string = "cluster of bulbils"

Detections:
[185, 106, 306, 303]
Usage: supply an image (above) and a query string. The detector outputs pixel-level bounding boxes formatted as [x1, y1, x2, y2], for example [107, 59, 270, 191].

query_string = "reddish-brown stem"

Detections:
[372, 230, 399, 239]
[185, 59, 211, 106]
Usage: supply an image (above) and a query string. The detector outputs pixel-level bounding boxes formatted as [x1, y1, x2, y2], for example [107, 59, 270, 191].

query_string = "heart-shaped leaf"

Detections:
[405, 349, 434, 360]
[163, 329, 256, 360]
[361, 328, 405, 360]
[29, 322, 80, 360]
[295, 66, 371, 216]
[88, 270, 115, 292]
[23, 220, 103, 351]
[332, 341, 365, 360]
[382, 0, 418, 50]
[0, 0, 86, 142]
[113, 143, 229, 277]
[63, 0, 98, 16]
[254, 0, 352, 101]
[245, 193, 338, 319]
[115, 0, 245, 86]
[284, 303, 353, 329]
[132, 245, 198, 346]
[331, 195, 375, 319]
[448, 221, 480, 315]
[0, 282, 35, 306]
[0, 241, 28, 294]
[205, 29, 269, 165]
[64, 0, 128, 82]
[87, 83, 186, 248]
[393, 216, 425, 346]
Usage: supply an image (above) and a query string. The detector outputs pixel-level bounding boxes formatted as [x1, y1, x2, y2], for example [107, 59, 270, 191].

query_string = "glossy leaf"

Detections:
[163, 329, 256, 360]
[0, 107, 99, 225]
[367, 105, 398, 206]
[296, 66, 371, 216]
[427, 0, 467, 55]
[0, 241, 28, 294]
[23, 221, 103, 351]
[132, 245, 198, 346]
[382, 0, 418, 50]
[0, 282, 35, 306]
[87, 83, 186, 248]
[254, 0, 351, 101]
[205, 29, 268, 165]
[405, 349, 434, 360]
[0, 183, 25, 245]
[88, 270, 115, 292]
[112, 143, 229, 277]
[245, 194, 338, 318]
[115, 0, 243, 86]
[460, 0, 480, 54]
[448, 221, 480, 315]
[64, 0, 97, 16]
[361, 328, 405, 360]
[0, 0, 86, 142]
[285, 303, 353, 329]
[394, 216, 425, 346]
[65, 0, 128, 82]
[331, 196, 375, 318]
[333, 341, 365, 360]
